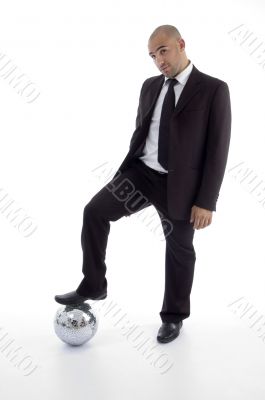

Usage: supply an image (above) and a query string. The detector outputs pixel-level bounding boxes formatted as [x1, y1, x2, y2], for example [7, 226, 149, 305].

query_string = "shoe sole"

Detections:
[54, 292, 107, 305]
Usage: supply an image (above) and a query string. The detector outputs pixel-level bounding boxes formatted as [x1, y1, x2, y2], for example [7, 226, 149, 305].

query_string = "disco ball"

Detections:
[54, 302, 99, 346]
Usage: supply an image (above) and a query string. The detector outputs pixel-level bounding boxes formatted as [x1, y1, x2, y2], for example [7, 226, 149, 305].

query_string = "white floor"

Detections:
[1, 195, 265, 399]
[1, 291, 265, 400]
[1, 181, 264, 399]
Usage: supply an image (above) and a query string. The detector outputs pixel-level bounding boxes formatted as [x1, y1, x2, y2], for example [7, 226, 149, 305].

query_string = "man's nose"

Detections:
[158, 61, 166, 70]
[157, 56, 165, 66]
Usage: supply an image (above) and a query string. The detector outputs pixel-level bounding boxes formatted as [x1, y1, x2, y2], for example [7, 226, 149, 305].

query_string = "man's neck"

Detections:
[177, 59, 190, 75]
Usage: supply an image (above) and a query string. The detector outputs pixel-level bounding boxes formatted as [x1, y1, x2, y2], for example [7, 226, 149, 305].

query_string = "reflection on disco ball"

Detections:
[54, 302, 98, 346]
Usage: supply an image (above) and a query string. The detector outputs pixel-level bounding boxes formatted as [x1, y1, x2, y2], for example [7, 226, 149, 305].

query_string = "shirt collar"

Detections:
[164, 60, 193, 85]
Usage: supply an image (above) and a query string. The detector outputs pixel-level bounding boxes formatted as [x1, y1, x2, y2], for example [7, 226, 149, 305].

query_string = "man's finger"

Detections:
[194, 216, 200, 229]
[196, 215, 205, 229]
[190, 208, 195, 223]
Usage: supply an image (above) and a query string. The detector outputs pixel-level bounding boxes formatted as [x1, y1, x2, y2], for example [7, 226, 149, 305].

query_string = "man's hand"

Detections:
[190, 205, 212, 230]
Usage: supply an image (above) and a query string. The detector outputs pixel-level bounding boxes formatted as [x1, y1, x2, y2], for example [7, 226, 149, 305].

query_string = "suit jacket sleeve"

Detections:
[194, 81, 232, 211]
[129, 80, 146, 150]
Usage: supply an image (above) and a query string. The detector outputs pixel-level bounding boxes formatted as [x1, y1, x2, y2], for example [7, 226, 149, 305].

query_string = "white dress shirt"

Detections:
[139, 60, 193, 173]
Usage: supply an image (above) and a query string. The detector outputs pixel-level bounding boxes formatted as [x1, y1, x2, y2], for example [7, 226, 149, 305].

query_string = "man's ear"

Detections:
[178, 38, 185, 51]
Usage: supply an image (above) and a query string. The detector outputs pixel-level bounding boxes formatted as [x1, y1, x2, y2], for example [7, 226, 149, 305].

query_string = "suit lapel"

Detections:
[173, 65, 202, 115]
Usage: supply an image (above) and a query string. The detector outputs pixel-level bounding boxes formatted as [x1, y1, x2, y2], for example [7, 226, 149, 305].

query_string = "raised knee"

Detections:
[83, 202, 100, 219]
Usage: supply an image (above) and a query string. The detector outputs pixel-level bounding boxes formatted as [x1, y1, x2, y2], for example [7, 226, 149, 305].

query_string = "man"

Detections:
[55, 25, 231, 343]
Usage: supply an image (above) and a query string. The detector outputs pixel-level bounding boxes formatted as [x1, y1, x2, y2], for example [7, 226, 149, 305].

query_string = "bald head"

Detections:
[148, 25, 181, 43]
[148, 24, 189, 79]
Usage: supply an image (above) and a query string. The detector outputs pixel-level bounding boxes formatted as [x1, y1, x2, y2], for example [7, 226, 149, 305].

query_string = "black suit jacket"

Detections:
[113, 64, 232, 220]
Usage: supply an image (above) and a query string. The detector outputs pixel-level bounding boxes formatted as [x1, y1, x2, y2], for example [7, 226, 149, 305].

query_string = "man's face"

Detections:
[148, 34, 185, 78]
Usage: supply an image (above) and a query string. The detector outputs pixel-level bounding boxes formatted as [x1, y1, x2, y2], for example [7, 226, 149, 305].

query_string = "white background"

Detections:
[0, 0, 265, 399]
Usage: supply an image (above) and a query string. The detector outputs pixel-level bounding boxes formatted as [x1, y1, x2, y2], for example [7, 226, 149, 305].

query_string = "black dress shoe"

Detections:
[157, 321, 183, 343]
[54, 290, 107, 305]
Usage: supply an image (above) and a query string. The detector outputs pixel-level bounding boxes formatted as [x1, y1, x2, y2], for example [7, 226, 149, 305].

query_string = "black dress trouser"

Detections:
[76, 157, 196, 323]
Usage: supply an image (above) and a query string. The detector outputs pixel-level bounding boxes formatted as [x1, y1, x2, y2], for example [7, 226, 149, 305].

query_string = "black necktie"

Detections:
[158, 78, 179, 169]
